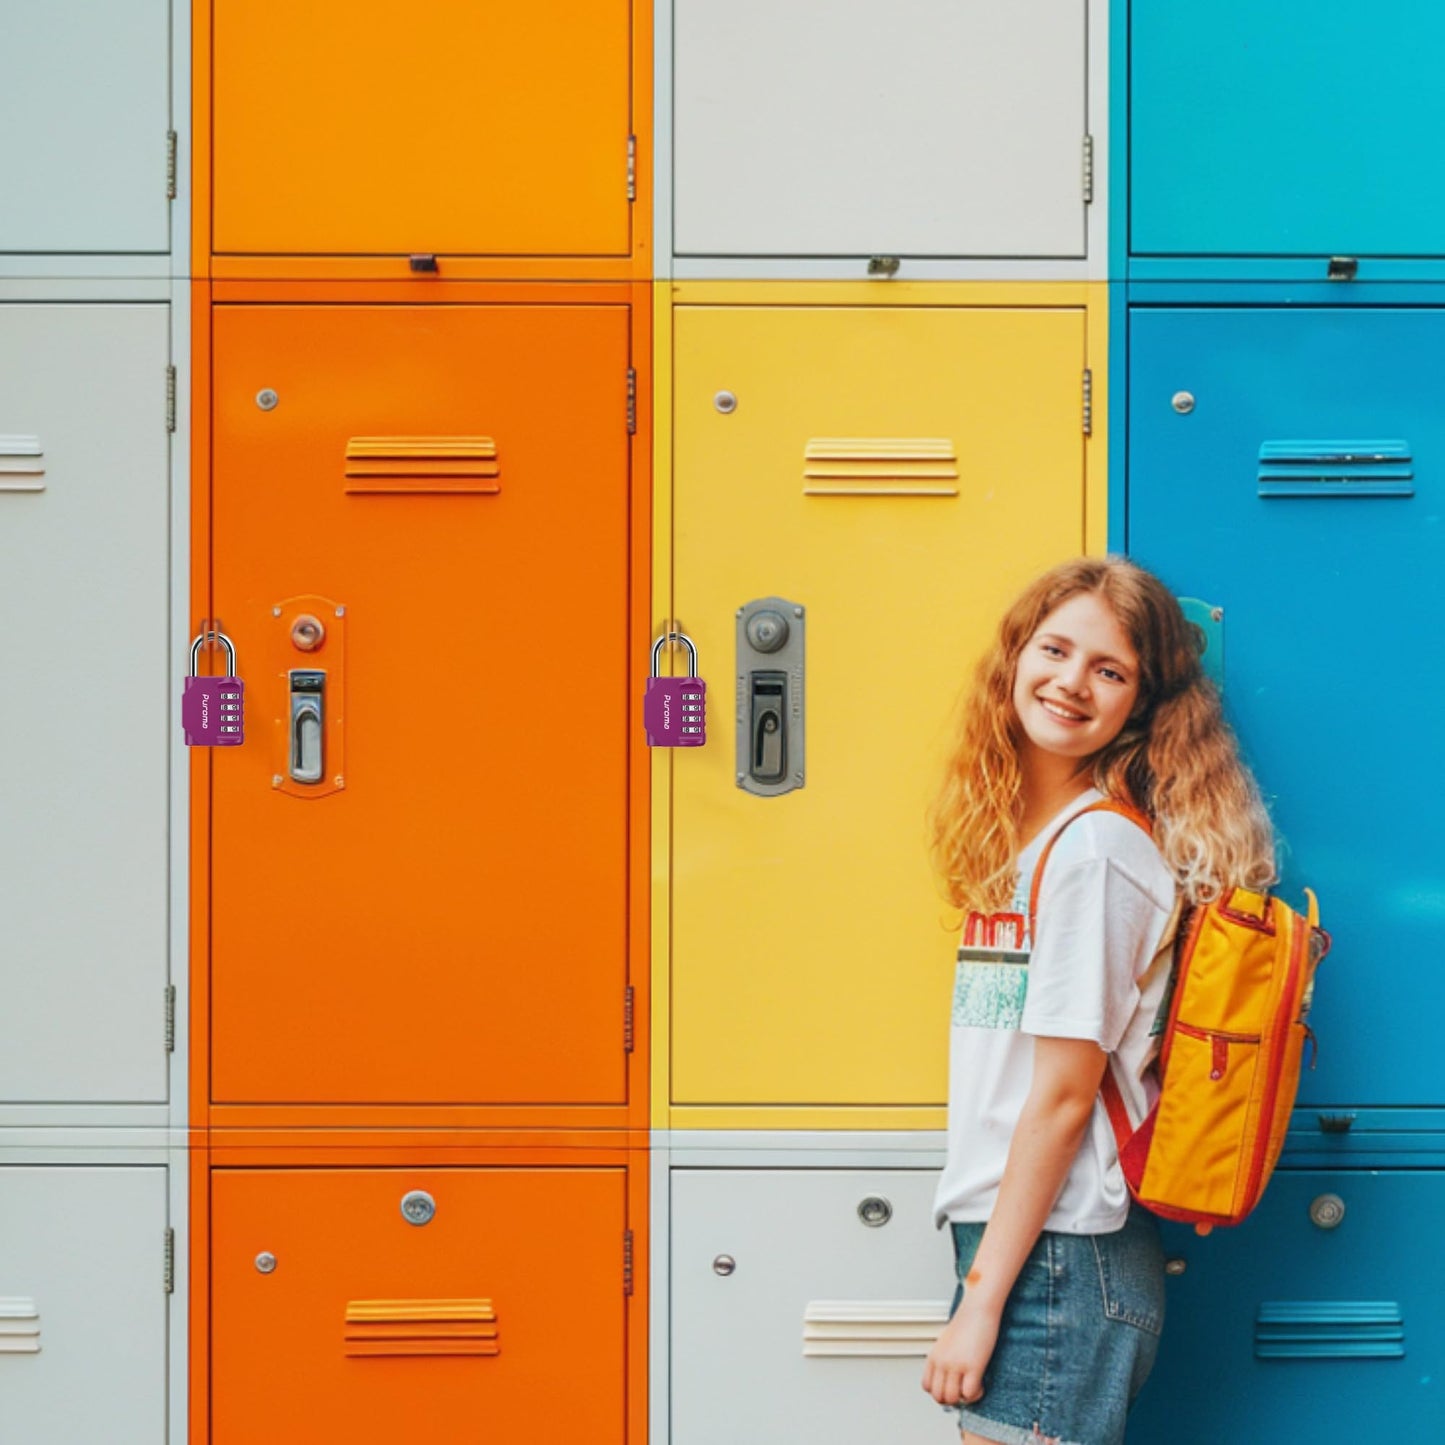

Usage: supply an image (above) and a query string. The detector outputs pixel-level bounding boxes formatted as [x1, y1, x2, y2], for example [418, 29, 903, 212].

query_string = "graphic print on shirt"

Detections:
[952, 879, 1033, 1031]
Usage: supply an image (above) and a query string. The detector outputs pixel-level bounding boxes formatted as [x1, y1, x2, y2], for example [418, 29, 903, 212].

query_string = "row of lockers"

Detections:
[10, 2, 1445, 269]
[3, 1153, 1437, 1443]
[4, 288, 1441, 1123]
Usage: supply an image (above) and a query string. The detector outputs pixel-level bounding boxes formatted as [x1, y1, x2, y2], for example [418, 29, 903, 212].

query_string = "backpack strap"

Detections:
[1025, 798, 1157, 1174]
[1025, 797, 1153, 942]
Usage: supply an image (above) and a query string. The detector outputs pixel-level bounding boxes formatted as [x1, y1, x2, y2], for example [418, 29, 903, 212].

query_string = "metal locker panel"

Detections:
[212, 1167, 627, 1444]
[671, 1168, 954, 1445]
[209, 303, 631, 1106]
[0, 304, 170, 1103]
[673, 0, 1086, 259]
[1129, 1171, 1443, 1441]
[212, 1, 631, 257]
[671, 304, 1087, 1107]
[0, 1, 170, 254]
[1132, 3, 1445, 258]
[0, 1166, 168, 1443]
[1127, 307, 1444, 1109]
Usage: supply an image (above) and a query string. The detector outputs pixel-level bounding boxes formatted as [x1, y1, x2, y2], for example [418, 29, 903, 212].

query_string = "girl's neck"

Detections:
[1017, 745, 1096, 850]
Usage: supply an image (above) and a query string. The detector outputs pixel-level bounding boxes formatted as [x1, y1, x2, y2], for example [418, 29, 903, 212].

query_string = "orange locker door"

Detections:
[212, 1167, 627, 1443]
[212, 1, 632, 258]
[210, 304, 631, 1105]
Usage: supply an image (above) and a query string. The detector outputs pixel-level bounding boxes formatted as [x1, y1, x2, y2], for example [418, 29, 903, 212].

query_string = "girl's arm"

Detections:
[922, 1035, 1107, 1407]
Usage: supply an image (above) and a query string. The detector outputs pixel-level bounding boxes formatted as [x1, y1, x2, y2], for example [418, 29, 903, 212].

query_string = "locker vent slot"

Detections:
[1255, 1302, 1404, 1360]
[344, 437, 502, 495]
[1257, 441, 1413, 498]
[0, 1297, 40, 1354]
[344, 1298, 500, 1357]
[803, 1300, 949, 1357]
[0, 436, 45, 493]
[803, 439, 959, 497]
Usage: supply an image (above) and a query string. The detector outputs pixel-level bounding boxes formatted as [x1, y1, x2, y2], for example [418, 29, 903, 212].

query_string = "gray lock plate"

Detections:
[735, 596, 805, 798]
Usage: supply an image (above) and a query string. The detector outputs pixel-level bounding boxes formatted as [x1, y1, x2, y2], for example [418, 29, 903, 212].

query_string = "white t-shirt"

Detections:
[932, 788, 1179, 1235]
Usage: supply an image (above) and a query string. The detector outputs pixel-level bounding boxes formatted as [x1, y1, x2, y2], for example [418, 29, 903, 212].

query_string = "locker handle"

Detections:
[749, 673, 787, 784]
[289, 670, 325, 784]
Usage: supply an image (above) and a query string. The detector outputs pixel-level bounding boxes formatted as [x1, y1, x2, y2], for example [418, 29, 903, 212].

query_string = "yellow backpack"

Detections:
[1031, 801, 1330, 1235]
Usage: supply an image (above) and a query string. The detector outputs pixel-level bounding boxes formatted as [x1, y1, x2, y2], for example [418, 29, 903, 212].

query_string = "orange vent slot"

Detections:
[343, 1298, 500, 1358]
[803, 438, 959, 497]
[343, 437, 502, 495]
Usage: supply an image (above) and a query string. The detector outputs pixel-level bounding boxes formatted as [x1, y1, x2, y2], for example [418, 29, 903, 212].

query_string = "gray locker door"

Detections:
[0, 305, 171, 1102]
[672, 1169, 956, 1445]
[0, 1166, 168, 1444]
[673, 0, 1087, 258]
[1, 2, 171, 254]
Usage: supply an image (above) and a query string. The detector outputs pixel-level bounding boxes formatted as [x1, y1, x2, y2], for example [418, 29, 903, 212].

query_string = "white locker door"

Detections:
[0, 1, 171, 254]
[672, 1169, 956, 1445]
[0, 305, 171, 1103]
[0, 1166, 169, 1444]
[673, 0, 1087, 258]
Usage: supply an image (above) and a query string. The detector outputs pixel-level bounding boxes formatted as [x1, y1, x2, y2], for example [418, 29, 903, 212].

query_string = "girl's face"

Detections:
[1012, 592, 1141, 763]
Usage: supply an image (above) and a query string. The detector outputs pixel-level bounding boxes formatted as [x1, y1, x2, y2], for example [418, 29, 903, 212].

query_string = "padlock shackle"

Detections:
[190, 630, 237, 677]
[650, 630, 699, 678]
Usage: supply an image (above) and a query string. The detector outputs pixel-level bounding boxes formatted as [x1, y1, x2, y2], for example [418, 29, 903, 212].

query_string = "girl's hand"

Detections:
[921, 1293, 1001, 1406]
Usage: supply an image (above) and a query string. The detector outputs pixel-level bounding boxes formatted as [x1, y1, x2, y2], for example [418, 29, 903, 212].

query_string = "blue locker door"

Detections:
[1127, 307, 1444, 1109]
[1128, 1172, 1443, 1441]
[1131, 3, 1445, 257]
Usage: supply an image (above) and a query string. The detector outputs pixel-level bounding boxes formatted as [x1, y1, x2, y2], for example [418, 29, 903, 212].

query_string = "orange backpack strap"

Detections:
[1026, 798, 1153, 942]
[1026, 798, 1159, 1174]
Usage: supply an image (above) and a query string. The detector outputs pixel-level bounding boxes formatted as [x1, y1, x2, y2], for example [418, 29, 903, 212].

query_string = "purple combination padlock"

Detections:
[645, 632, 705, 747]
[183, 630, 244, 746]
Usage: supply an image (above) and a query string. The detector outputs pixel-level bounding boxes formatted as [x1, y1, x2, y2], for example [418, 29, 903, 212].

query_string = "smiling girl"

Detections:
[921, 557, 1275, 1445]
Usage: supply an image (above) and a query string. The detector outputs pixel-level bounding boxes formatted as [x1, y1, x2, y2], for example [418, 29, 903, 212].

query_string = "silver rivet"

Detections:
[857, 1196, 892, 1228]
[272, 606, 282, 617]
[334, 775, 345, 788]
[1211, 607, 1224, 623]
[400, 1190, 436, 1226]
[793, 771, 804, 782]
[255, 1252, 277, 1274]
[335, 605, 346, 617]
[1164, 1257, 1187, 1277]
[256, 388, 279, 411]
[793, 607, 804, 618]
[1309, 1193, 1346, 1230]
[713, 1255, 736, 1276]
[271, 775, 282, 788]
[736, 773, 746, 785]
[1172, 391, 1195, 415]
[714, 391, 738, 414]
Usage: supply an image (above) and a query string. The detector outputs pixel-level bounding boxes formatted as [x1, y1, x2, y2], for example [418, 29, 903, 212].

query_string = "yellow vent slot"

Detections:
[344, 437, 501, 495]
[344, 1298, 500, 1358]
[803, 438, 959, 497]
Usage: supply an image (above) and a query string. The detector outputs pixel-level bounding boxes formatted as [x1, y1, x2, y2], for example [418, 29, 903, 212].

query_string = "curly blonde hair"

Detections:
[929, 556, 1276, 913]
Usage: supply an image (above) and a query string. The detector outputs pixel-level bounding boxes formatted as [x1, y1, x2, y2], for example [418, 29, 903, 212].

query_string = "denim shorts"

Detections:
[946, 1205, 1165, 1445]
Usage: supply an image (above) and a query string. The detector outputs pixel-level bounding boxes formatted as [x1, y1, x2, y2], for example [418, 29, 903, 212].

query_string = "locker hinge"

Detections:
[623, 1228, 634, 1297]
[623, 985, 635, 1052]
[164, 1228, 175, 1293]
[1082, 368, 1094, 437]
[626, 135, 637, 202]
[166, 131, 178, 201]
[626, 367, 637, 435]
[1082, 134, 1095, 205]
[164, 985, 176, 1052]
[165, 366, 177, 433]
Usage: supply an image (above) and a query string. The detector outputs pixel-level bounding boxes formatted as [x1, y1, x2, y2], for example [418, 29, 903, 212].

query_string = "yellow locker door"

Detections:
[671, 302, 1088, 1111]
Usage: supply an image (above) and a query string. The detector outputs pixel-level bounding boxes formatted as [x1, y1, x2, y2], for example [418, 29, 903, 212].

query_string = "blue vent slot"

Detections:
[1255, 1302, 1404, 1360]
[1257, 441, 1414, 498]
